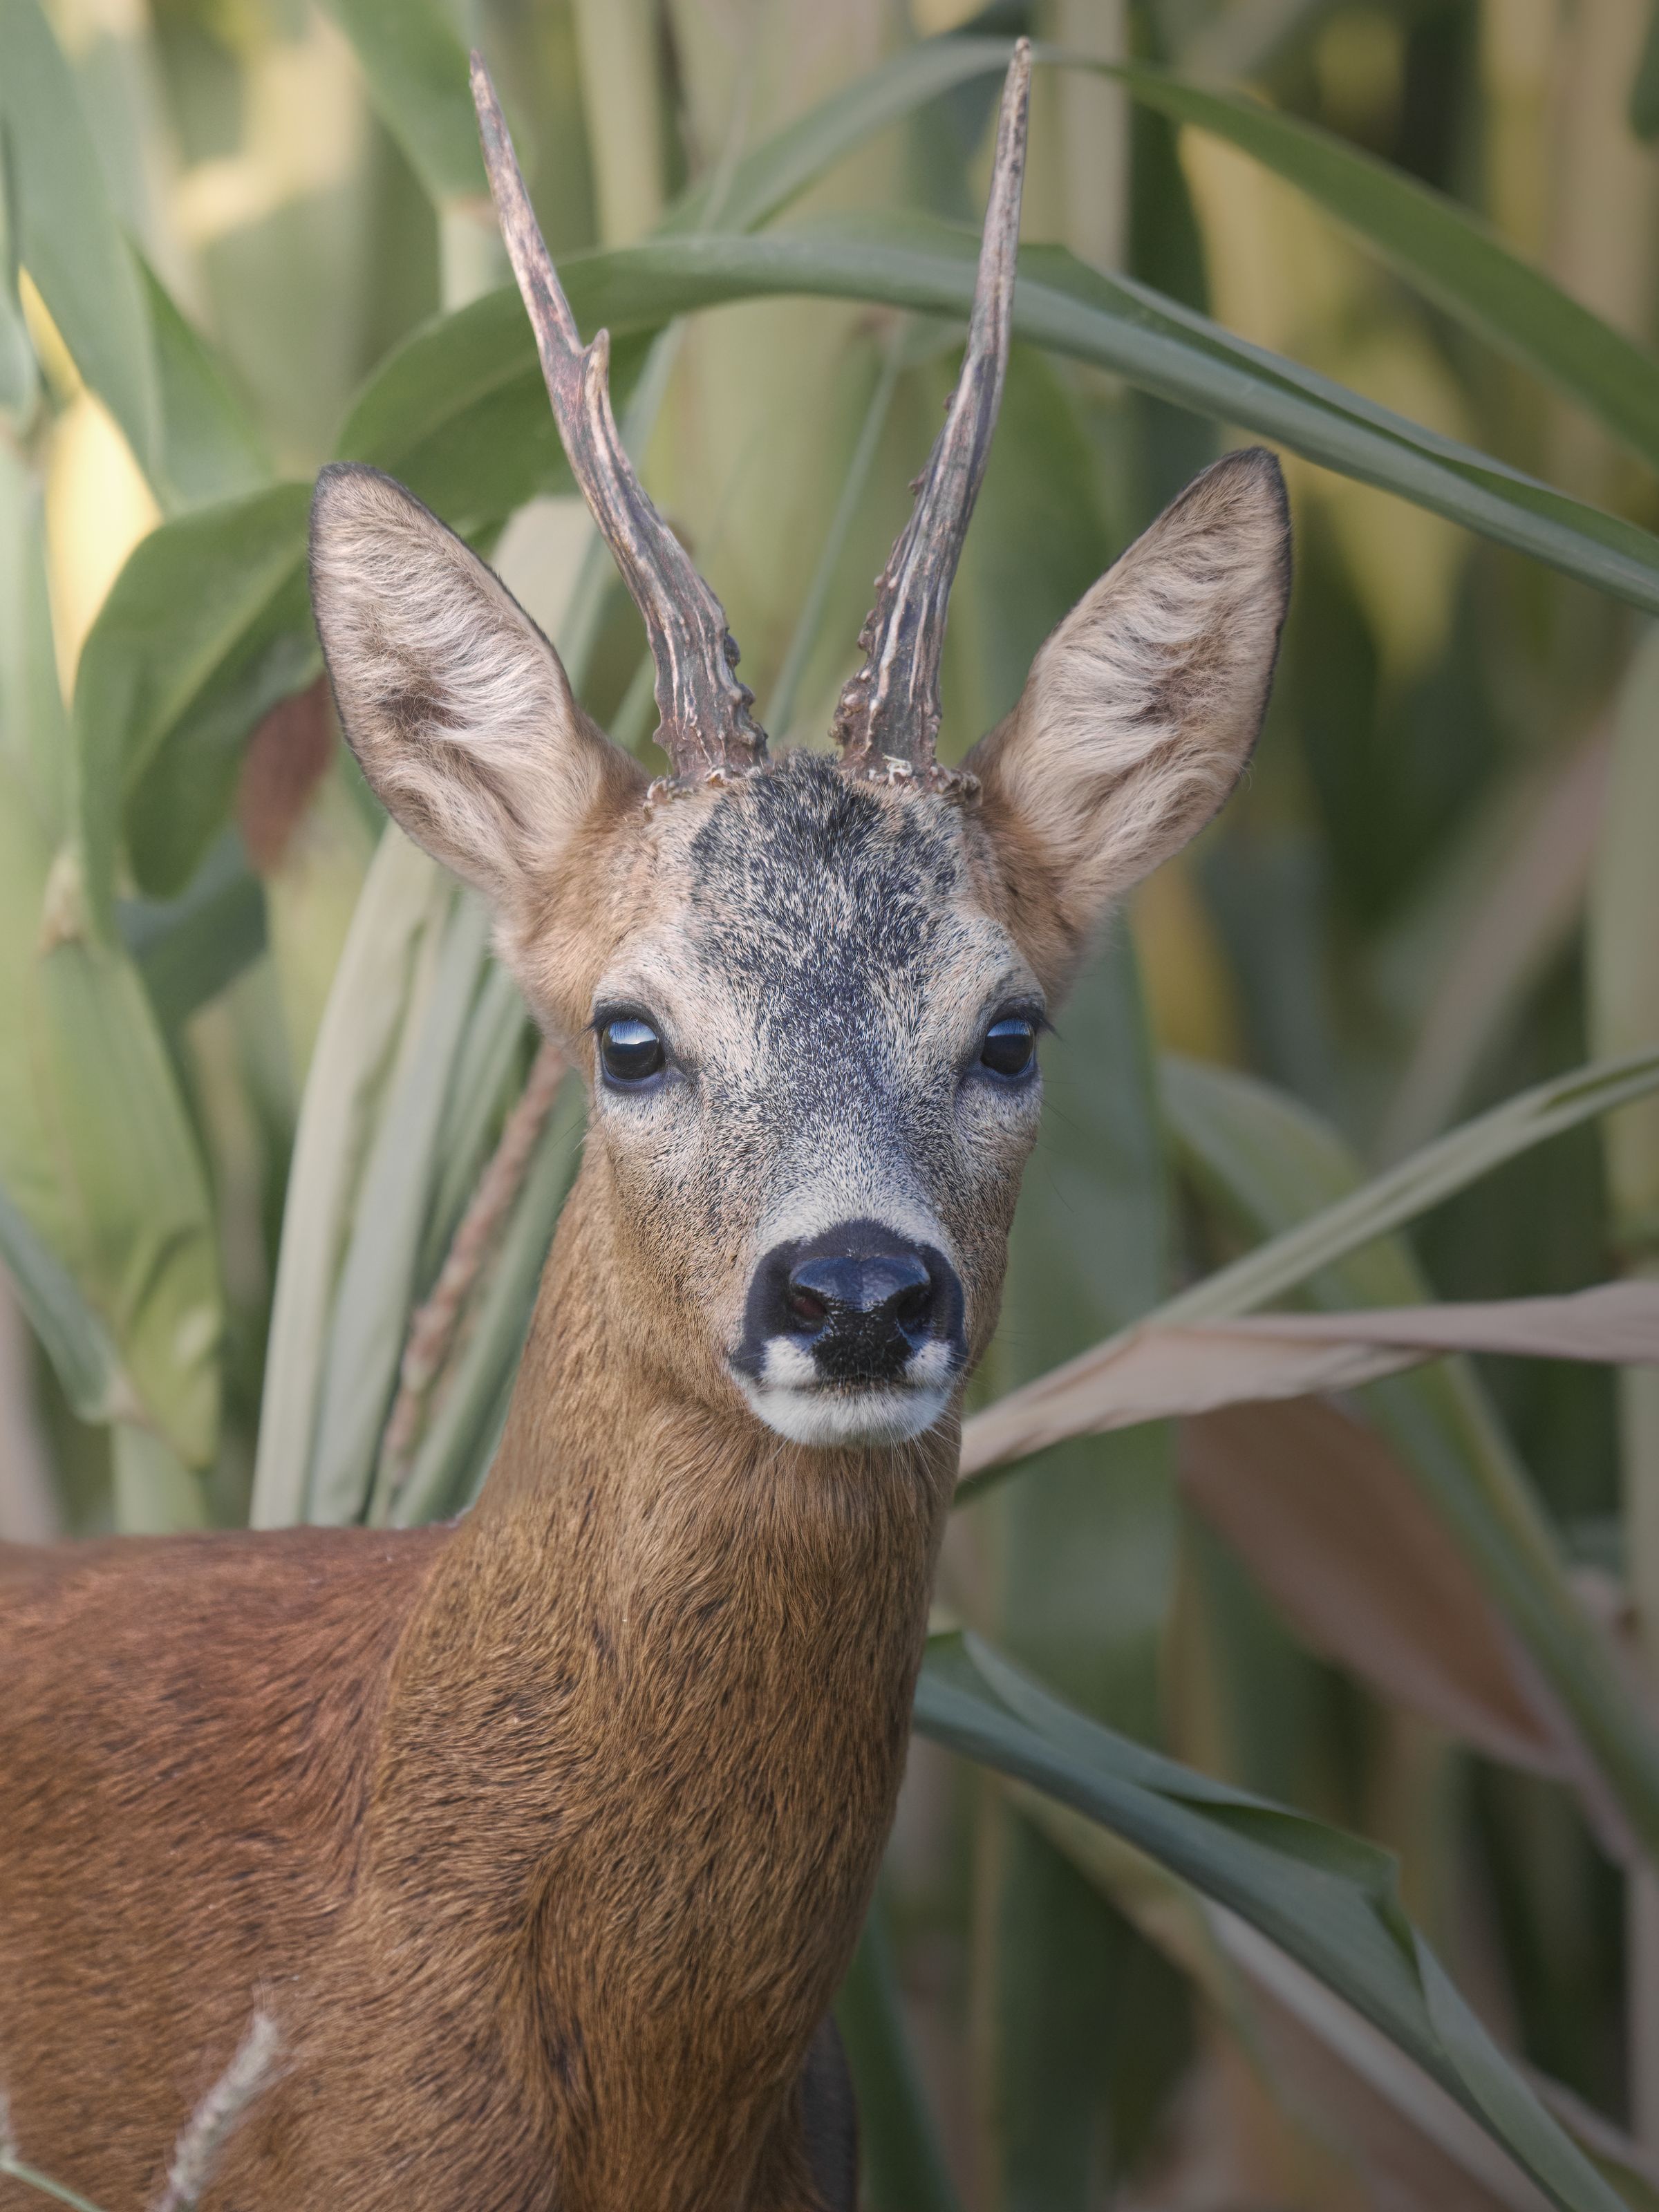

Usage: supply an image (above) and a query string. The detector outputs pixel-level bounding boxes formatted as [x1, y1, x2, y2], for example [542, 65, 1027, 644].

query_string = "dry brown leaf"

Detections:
[959, 1282, 1659, 1479]
[1181, 1397, 1557, 1772]
[236, 677, 334, 874]
[1178, 1398, 1638, 1865]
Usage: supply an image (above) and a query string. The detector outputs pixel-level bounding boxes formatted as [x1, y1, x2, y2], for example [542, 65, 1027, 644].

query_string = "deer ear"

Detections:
[310, 465, 637, 904]
[968, 447, 1291, 983]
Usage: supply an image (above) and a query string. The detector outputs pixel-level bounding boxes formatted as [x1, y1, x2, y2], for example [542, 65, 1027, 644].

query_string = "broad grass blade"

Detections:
[669, 35, 1659, 480]
[0, 1178, 126, 1427]
[1379, 729, 1613, 1158]
[1027, 1797, 1555, 2210]
[1156, 1057, 1659, 1880]
[315, 0, 484, 209]
[0, 446, 221, 1466]
[946, 351, 1188, 2198]
[137, 258, 272, 511]
[71, 482, 312, 933]
[250, 830, 451, 1528]
[306, 890, 487, 1526]
[353, 221, 1659, 619]
[1101, 63, 1659, 475]
[1155, 1049, 1659, 1329]
[835, 1896, 963, 2212]
[917, 1630, 1626, 2212]
[112, 1423, 207, 1535]
[388, 1076, 585, 1527]
[0, 0, 160, 481]
[961, 1283, 1659, 1474]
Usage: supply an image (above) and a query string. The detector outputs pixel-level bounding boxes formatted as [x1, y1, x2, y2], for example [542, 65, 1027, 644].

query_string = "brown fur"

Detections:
[0, 447, 1290, 2210]
[1, 1171, 950, 2210]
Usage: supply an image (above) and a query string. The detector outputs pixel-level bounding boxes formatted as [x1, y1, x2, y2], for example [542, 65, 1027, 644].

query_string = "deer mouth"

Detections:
[734, 1352, 959, 1449]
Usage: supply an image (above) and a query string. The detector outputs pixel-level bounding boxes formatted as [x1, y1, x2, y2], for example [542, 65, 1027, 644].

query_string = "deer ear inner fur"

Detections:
[310, 463, 636, 906]
[968, 446, 1291, 985]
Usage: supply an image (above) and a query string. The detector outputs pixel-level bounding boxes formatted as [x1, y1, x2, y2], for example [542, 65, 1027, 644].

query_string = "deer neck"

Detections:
[371, 1156, 957, 2202]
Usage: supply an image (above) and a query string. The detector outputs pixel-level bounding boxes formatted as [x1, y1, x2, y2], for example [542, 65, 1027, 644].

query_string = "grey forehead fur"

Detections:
[656, 755, 1004, 1259]
[684, 753, 967, 1044]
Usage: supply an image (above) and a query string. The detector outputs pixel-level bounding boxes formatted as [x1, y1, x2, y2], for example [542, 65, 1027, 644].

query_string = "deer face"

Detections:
[310, 42, 1290, 1452]
[310, 449, 1290, 1448]
[541, 756, 1038, 1445]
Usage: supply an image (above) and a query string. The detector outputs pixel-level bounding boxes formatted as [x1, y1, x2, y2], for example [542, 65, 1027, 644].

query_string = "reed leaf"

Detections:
[354, 221, 1659, 622]
[250, 830, 451, 1528]
[919, 1629, 1625, 2212]
[964, 1283, 1659, 1474]
[0, 0, 159, 481]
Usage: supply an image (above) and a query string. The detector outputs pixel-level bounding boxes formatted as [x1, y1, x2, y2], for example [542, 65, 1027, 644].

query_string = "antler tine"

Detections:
[832, 39, 1031, 787]
[469, 55, 767, 784]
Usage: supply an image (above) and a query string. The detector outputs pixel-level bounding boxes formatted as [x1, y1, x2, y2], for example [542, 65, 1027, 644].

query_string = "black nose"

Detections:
[789, 1248, 932, 1335]
[738, 1219, 965, 1387]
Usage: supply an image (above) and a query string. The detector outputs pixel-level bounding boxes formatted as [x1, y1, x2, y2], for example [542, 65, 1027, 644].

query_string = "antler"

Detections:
[470, 55, 767, 783]
[832, 39, 1031, 787]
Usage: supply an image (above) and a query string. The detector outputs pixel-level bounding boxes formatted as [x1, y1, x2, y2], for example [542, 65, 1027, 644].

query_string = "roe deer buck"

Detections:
[0, 43, 1290, 2212]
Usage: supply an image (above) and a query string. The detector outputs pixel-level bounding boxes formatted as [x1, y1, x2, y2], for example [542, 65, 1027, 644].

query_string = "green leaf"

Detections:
[415, 959, 535, 1288]
[71, 482, 313, 931]
[115, 830, 267, 1031]
[1101, 63, 1659, 478]
[0, 119, 39, 420]
[138, 256, 272, 510]
[834, 1895, 963, 2212]
[660, 35, 1014, 238]
[353, 218, 1659, 624]
[251, 830, 453, 1529]
[0, 0, 160, 478]
[1161, 1054, 1659, 1873]
[0, 444, 221, 1466]
[388, 1074, 585, 1527]
[1633, 2, 1659, 139]
[0, 1174, 127, 1425]
[335, 281, 591, 522]
[960, 362, 1187, 2200]
[111, 1421, 207, 1535]
[0, 906, 225, 1466]
[307, 889, 489, 1525]
[1153, 1047, 1659, 1329]
[668, 35, 1659, 476]
[315, 0, 486, 209]
[916, 1630, 1626, 2212]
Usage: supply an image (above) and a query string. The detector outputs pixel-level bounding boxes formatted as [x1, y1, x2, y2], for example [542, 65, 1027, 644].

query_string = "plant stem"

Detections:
[0, 2154, 109, 2212]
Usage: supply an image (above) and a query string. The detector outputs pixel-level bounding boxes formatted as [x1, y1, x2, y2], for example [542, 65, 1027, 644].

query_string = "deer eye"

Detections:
[599, 1016, 666, 1087]
[980, 1015, 1037, 1080]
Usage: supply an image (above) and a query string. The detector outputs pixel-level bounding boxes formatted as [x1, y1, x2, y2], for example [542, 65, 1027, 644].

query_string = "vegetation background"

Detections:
[6, 0, 1659, 2204]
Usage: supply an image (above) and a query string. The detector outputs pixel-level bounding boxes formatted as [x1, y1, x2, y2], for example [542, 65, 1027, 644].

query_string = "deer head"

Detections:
[309, 45, 1290, 1455]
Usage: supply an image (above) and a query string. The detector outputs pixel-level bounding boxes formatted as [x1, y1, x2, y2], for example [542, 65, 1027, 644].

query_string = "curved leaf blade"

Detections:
[0, 1175, 127, 1425]
[1101, 62, 1659, 477]
[0, 0, 160, 478]
[665, 35, 1659, 474]
[71, 482, 313, 930]
[661, 35, 1014, 236]
[916, 1630, 1624, 2212]
[316, 0, 485, 209]
[353, 220, 1659, 622]
[138, 256, 272, 511]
